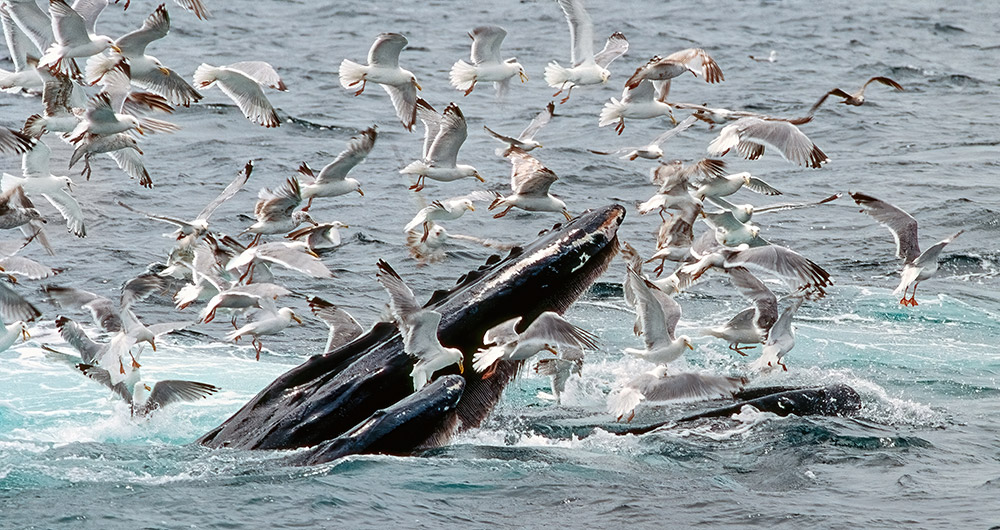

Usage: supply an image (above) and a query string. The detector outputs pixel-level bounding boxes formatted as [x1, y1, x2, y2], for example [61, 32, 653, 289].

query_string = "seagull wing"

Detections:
[849, 191, 920, 263]
[521, 311, 600, 350]
[593, 32, 628, 68]
[212, 66, 279, 127]
[227, 61, 285, 90]
[196, 160, 252, 222]
[49, 0, 91, 47]
[425, 103, 468, 167]
[519, 101, 555, 141]
[315, 126, 376, 183]
[469, 25, 505, 65]
[635, 372, 744, 401]
[115, 3, 168, 56]
[375, 259, 422, 322]
[147, 379, 220, 408]
[307, 296, 364, 351]
[725, 266, 778, 335]
[368, 32, 406, 68]
[556, 0, 595, 65]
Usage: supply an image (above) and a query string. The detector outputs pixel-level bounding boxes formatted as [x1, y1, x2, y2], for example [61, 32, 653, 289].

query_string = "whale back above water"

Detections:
[198, 204, 625, 451]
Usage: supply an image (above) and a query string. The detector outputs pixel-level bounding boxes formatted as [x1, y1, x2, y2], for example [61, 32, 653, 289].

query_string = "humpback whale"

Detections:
[198, 204, 625, 454]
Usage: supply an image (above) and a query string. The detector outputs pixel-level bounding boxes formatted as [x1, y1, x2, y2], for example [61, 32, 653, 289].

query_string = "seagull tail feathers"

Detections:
[192, 64, 219, 88]
[449, 60, 477, 92]
[400, 160, 429, 176]
[543, 61, 570, 88]
[598, 98, 626, 128]
[338, 59, 367, 90]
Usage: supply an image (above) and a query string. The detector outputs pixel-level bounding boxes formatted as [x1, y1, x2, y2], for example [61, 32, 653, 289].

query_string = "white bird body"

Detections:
[400, 100, 481, 191]
[472, 312, 598, 374]
[194, 61, 285, 127]
[339, 33, 420, 131]
[599, 80, 675, 134]
[225, 307, 302, 360]
[450, 25, 526, 97]
[545, 0, 628, 102]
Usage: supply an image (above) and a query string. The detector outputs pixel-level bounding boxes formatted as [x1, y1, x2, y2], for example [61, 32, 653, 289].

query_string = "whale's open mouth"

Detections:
[198, 205, 625, 456]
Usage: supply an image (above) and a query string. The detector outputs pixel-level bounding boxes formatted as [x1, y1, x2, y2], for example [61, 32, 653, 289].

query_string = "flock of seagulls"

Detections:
[0, 0, 948, 425]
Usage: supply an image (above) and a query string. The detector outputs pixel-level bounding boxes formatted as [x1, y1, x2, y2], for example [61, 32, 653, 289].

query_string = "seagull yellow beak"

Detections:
[150, 339, 156, 352]
[519, 71, 528, 83]
[20, 326, 30, 342]
[457, 361, 464, 374]
[307, 249, 320, 258]
[468, 204, 476, 212]
[135, 126, 146, 136]
[356, 188, 364, 197]
[111, 44, 122, 53]
[561, 210, 572, 221]
[686, 340, 694, 350]
[544, 345, 559, 356]
[158, 66, 170, 76]
[413, 79, 422, 91]
[292, 314, 303, 325]
[474, 172, 485, 182]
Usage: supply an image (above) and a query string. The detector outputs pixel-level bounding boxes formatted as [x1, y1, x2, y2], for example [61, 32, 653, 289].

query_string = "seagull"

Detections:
[544, 0, 628, 103]
[376, 259, 464, 391]
[225, 307, 302, 360]
[624, 48, 724, 98]
[471, 311, 599, 375]
[243, 177, 315, 245]
[2, 0, 55, 55]
[67, 91, 144, 143]
[405, 222, 516, 265]
[0, 8, 44, 92]
[700, 267, 778, 355]
[748, 295, 804, 372]
[810, 76, 904, 114]
[0, 185, 44, 229]
[86, 4, 203, 107]
[69, 131, 149, 184]
[707, 116, 830, 169]
[285, 222, 348, 251]
[691, 171, 781, 201]
[622, 266, 694, 365]
[42, 278, 172, 345]
[592, 115, 697, 158]
[607, 365, 745, 422]
[22, 69, 81, 137]
[226, 241, 333, 280]
[488, 148, 571, 220]
[598, 79, 678, 135]
[197, 282, 292, 325]
[307, 296, 363, 353]
[118, 160, 252, 251]
[749, 50, 777, 63]
[403, 190, 494, 242]
[534, 346, 583, 404]
[76, 362, 219, 417]
[0, 314, 28, 354]
[400, 100, 481, 192]
[0, 278, 42, 322]
[38, 0, 119, 77]
[3, 139, 85, 237]
[701, 209, 768, 248]
[449, 25, 526, 98]
[193, 61, 286, 127]
[339, 32, 421, 131]
[483, 101, 555, 157]
[705, 193, 842, 224]
[850, 191, 963, 306]
[296, 126, 375, 210]
[680, 244, 834, 299]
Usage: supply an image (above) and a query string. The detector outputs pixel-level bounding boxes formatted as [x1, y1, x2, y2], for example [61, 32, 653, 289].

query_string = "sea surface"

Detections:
[1, 0, 998, 528]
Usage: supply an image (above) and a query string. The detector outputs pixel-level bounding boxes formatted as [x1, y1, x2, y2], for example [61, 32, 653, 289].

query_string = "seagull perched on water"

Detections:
[544, 0, 628, 103]
[449, 25, 526, 98]
[376, 259, 464, 391]
[850, 191, 962, 306]
[193, 61, 286, 127]
[810, 76, 903, 114]
[296, 126, 375, 210]
[400, 100, 481, 192]
[339, 32, 421, 131]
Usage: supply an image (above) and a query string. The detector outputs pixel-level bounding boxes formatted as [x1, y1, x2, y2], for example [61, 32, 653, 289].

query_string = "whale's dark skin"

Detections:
[288, 375, 466, 466]
[199, 205, 624, 451]
[614, 384, 863, 436]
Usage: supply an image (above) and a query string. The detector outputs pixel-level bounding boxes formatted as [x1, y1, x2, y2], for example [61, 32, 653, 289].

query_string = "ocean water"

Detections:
[1, 0, 998, 527]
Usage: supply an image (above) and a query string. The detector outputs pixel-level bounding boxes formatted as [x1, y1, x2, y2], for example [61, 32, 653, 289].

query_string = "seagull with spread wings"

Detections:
[449, 25, 526, 98]
[544, 0, 628, 103]
[339, 32, 421, 131]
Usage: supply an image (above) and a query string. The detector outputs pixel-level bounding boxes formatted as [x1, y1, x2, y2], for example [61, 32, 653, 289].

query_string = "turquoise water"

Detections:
[2, 0, 999, 527]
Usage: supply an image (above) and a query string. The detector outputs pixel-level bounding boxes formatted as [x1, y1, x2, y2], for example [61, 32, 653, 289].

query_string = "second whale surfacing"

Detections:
[198, 204, 625, 457]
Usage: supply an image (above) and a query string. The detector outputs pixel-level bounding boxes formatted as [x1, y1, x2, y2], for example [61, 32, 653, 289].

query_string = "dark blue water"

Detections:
[1, 0, 998, 527]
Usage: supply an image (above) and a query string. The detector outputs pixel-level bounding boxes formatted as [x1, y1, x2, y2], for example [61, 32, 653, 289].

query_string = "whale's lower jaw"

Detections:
[198, 205, 625, 452]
